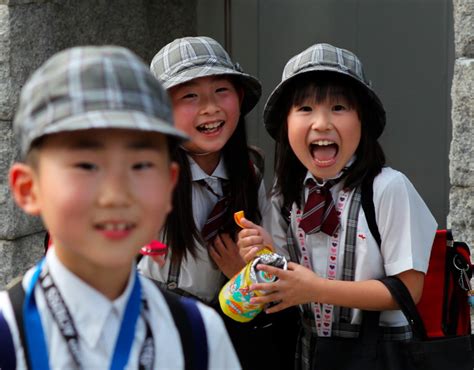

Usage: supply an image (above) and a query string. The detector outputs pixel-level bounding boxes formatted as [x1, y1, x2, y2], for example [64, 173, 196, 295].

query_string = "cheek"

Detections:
[172, 107, 196, 132]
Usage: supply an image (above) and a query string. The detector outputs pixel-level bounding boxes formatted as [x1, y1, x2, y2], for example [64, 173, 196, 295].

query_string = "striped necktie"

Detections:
[199, 180, 230, 242]
[299, 178, 339, 236]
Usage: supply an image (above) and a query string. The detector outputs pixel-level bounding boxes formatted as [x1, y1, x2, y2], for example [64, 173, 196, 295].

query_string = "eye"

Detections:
[333, 104, 348, 112]
[75, 162, 98, 171]
[182, 92, 197, 99]
[132, 162, 154, 170]
[297, 105, 312, 112]
[216, 86, 229, 93]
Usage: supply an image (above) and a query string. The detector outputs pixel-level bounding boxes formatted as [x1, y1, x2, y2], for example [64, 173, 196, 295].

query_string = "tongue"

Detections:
[312, 144, 337, 161]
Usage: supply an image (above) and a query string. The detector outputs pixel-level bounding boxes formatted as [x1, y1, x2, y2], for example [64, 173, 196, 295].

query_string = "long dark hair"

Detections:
[273, 72, 386, 210]
[163, 115, 262, 264]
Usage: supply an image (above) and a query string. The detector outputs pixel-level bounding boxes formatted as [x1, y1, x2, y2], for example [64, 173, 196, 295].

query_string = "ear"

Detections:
[9, 163, 42, 215]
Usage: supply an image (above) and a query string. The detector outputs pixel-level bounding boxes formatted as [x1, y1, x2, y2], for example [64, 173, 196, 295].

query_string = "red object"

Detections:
[416, 229, 472, 338]
[140, 240, 168, 256]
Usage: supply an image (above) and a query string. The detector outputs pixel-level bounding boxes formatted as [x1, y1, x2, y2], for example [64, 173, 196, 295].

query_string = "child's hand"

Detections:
[249, 262, 320, 313]
[210, 233, 246, 278]
[236, 217, 274, 262]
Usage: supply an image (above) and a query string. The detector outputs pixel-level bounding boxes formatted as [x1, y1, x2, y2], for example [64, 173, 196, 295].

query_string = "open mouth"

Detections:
[310, 140, 339, 164]
[197, 120, 224, 134]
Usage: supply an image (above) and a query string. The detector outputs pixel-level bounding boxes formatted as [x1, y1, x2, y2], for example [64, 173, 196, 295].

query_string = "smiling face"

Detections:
[168, 75, 243, 171]
[11, 129, 178, 287]
[287, 93, 361, 181]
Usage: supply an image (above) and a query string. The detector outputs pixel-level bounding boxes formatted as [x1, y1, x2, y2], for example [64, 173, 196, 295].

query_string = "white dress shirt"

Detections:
[266, 167, 437, 327]
[139, 155, 270, 302]
[0, 248, 241, 369]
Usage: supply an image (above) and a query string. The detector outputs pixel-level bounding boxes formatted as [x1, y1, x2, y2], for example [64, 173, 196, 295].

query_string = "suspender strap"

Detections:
[7, 278, 31, 370]
[160, 290, 208, 370]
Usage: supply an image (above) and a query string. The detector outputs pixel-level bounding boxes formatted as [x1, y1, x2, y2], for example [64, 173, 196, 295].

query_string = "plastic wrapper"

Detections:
[219, 249, 287, 322]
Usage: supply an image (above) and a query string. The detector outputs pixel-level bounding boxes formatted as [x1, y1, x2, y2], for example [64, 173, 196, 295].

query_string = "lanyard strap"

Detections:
[23, 259, 154, 370]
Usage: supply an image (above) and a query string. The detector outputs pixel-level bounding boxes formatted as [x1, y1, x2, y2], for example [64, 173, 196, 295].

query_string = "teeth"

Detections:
[100, 223, 131, 231]
[199, 121, 223, 130]
[312, 140, 334, 146]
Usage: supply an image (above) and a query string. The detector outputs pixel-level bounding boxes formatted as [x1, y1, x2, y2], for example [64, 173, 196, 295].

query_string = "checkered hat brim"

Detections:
[14, 46, 188, 157]
[264, 43, 385, 139]
[150, 36, 261, 115]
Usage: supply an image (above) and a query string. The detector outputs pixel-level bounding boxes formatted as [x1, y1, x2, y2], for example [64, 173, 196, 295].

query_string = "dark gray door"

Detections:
[198, 0, 454, 227]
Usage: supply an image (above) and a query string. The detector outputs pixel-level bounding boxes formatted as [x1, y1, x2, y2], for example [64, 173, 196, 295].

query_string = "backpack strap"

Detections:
[361, 175, 381, 247]
[0, 310, 17, 370]
[159, 288, 208, 370]
[1, 277, 31, 370]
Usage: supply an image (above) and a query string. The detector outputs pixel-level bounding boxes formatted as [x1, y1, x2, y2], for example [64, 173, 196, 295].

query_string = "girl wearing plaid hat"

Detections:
[138, 37, 298, 369]
[237, 43, 437, 369]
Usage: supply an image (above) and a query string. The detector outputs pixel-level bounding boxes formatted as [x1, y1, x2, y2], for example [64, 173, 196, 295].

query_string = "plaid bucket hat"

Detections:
[14, 45, 188, 158]
[150, 36, 262, 115]
[264, 43, 386, 139]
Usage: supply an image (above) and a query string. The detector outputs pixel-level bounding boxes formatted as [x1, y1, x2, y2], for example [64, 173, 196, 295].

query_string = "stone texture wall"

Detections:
[0, 0, 196, 288]
[450, 0, 474, 248]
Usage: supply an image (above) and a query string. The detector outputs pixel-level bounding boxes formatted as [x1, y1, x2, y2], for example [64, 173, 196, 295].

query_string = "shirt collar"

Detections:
[45, 248, 136, 348]
[305, 155, 356, 186]
[189, 154, 229, 181]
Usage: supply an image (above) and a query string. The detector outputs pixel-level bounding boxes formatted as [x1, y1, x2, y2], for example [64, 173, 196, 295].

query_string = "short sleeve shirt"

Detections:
[265, 167, 437, 327]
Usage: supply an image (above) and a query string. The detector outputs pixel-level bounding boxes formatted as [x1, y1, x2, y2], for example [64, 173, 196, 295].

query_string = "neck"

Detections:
[190, 151, 221, 175]
[54, 247, 131, 300]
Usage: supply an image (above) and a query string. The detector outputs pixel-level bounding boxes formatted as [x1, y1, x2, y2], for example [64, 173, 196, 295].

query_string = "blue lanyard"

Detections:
[23, 259, 142, 370]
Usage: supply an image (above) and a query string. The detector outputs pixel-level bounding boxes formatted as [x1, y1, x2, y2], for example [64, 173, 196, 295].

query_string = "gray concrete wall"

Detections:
[0, 0, 196, 288]
[449, 0, 473, 248]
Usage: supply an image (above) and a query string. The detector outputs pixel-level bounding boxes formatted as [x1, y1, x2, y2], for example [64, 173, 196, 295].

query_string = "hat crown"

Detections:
[282, 43, 369, 87]
[14, 46, 185, 157]
[151, 36, 240, 85]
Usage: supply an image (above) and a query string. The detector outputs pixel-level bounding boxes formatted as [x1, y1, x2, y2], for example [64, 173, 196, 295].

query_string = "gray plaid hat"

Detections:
[150, 36, 261, 115]
[14, 45, 188, 157]
[264, 43, 386, 139]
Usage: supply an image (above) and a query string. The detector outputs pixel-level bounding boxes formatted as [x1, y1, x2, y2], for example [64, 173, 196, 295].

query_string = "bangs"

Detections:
[288, 72, 359, 110]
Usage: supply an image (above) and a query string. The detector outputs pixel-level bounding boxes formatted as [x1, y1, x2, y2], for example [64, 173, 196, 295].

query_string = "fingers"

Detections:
[243, 247, 259, 262]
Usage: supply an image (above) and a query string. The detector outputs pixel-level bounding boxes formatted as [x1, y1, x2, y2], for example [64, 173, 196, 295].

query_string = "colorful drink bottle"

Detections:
[219, 211, 288, 322]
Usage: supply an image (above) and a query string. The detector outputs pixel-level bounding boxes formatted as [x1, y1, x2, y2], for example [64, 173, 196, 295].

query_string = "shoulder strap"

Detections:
[160, 289, 208, 370]
[0, 309, 17, 370]
[361, 175, 381, 247]
[2, 277, 31, 370]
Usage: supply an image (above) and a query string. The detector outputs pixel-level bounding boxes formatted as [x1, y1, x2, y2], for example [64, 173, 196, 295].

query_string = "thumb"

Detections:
[239, 217, 260, 230]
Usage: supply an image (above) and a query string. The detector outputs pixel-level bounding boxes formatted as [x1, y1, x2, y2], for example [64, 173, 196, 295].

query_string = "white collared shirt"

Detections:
[139, 155, 270, 302]
[0, 249, 241, 369]
[267, 167, 437, 327]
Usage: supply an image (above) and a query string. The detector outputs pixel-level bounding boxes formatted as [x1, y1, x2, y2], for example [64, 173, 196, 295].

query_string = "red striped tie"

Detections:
[200, 180, 230, 242]
[299, 179, 339, 236]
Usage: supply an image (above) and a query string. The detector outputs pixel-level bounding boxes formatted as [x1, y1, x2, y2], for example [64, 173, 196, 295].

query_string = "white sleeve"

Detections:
[262, 193, 291, 259]
[197, 303, 241, 370]
[374, 170, 438, 275]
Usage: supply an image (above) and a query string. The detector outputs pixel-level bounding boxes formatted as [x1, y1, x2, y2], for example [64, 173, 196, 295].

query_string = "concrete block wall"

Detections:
[0, 0, 196, 288]
[449, 0, 474, 248]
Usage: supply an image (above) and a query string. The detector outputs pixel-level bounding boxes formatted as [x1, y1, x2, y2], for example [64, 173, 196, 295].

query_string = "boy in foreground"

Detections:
[0, 46, 240, 369]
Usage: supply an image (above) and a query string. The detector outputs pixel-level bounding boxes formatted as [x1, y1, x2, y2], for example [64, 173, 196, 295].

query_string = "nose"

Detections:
[97, 169, 131, 208]
[311, 110, 332, 131]
[199, 94, 220, 115]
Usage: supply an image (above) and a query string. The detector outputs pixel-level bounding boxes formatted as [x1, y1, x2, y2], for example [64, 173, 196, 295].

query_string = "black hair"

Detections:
[273, 72, 386, 210]
[163, 115, 263, 264]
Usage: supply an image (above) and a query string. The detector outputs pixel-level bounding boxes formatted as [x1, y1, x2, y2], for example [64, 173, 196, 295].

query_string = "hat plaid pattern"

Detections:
[14, 46, 188, 157]
[264, 43, 385, 139]
[150, 36, 261, 115]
